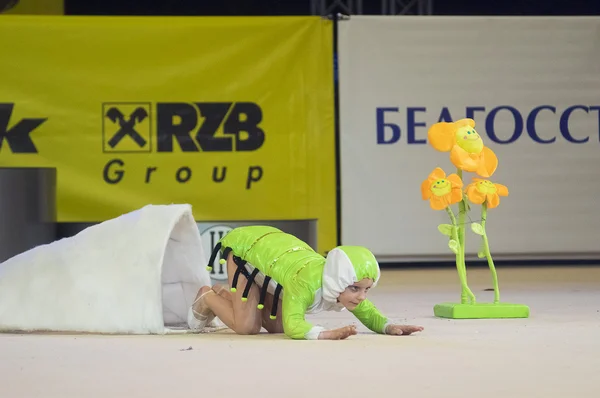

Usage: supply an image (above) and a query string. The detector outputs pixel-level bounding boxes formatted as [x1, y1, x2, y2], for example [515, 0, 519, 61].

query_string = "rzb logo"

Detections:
[102, 102, 265, 153]
[102, 103, 152, 153]
[0, 103, 46, 154]
[201, 225, 233, 281]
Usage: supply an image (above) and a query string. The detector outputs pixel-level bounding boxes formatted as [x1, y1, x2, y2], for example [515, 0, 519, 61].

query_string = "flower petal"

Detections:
[428, 167, 446, 182]
[421, 179, 432, 200]
[486, 193, 500, 209]
[466, 185, 486, 204]
[450, 187, 462, 204]
[427, 122, 456, 152]
[454, 118, 476, 128]
[476, 146, 498, 178]
[430, 196, 448, 210]
[494, 183, 509, 196]
[450, 145, 479, 172]
[447, 173, 463, 188]
[465, 182, 476, 191]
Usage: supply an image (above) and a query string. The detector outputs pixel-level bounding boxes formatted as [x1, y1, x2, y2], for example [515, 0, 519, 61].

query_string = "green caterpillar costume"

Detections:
[206, 226, 391, 340]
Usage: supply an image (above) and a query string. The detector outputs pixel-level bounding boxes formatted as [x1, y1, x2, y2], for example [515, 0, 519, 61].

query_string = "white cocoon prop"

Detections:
[0, 204, 213, 334]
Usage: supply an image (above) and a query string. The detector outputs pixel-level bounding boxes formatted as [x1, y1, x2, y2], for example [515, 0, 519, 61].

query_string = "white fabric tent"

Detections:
[0, 204, 214, 334]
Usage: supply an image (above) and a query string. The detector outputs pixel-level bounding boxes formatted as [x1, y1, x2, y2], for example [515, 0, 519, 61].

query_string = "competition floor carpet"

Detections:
[2, 265, 599, 397]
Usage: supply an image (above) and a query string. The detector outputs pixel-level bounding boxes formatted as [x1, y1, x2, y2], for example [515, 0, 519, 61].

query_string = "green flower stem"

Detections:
[456, 169, 476, 304]
[445, 202, 475, 305]
[481, 202, 500, 303]
[445, 207, 466, 300]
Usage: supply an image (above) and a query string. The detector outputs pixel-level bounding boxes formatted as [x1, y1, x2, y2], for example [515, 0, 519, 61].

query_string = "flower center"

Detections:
[476, 180, 497, 194]
[430, 178, 451, 197]
[455, 126, 484, 154]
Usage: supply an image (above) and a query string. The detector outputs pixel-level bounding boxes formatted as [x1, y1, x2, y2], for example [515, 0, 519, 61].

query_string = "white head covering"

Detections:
[321, 246, 380, 307]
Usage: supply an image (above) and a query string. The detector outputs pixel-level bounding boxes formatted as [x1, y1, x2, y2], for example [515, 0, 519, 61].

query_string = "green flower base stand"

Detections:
[433, 302, 530, 319]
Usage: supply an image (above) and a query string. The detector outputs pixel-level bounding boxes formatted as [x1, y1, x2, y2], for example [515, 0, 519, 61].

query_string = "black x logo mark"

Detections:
[105, 107, 148, 148]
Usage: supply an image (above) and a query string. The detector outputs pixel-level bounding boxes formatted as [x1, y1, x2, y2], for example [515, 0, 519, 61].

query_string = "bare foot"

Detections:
[188, 286, 217, 331]
[192, 286, 214, 319]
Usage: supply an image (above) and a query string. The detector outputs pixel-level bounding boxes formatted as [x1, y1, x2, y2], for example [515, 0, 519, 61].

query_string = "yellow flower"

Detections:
[421, 167, 463, 210]
[427, 118, 498, 178]
[465, 178, 508, 209]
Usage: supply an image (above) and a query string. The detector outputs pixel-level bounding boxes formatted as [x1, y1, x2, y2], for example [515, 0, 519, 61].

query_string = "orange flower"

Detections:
[465, 178, 508, 209]
[421, 167, 463, 210]
[427, 118, 498, 178]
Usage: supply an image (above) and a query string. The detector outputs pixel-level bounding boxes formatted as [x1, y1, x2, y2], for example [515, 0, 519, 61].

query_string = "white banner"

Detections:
[338, 16, 600, 261]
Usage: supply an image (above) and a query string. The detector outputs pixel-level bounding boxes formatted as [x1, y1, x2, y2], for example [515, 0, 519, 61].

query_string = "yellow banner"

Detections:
[0, 16, 336, 253]
[1, 0, 63, 14]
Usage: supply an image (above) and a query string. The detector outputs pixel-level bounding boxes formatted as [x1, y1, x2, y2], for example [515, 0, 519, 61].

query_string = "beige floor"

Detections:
[2, 266, 599, 398]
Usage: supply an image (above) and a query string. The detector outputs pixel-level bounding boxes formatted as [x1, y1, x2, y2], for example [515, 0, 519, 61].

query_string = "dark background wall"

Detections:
[64, 0, 600, 16]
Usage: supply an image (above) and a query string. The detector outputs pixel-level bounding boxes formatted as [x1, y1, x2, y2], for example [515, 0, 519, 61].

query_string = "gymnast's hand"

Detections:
[318, 325, 357, 340]
[385, 324, 424, 336]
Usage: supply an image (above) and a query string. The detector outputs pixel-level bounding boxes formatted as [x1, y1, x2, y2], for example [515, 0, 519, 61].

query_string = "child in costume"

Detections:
[188, 226, 423, 340]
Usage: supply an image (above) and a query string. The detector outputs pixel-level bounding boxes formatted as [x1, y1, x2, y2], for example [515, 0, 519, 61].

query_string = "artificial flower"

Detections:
[427, 118, 498, 177]
[465, 178, 508, 209]
[421, 167, 463, 210]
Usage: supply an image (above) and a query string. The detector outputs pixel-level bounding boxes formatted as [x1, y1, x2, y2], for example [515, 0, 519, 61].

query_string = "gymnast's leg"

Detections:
[199, 252, 262, 335]
[260, 290, 284, 333]
[212, 282, 283, 334]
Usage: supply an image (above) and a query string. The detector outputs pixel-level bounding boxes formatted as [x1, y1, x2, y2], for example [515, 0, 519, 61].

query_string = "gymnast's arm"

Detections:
[281, 296, 320, 339]
[349, 299, 389, 334]
[281, 291, 358, 340]
[350, 299, 425, 336]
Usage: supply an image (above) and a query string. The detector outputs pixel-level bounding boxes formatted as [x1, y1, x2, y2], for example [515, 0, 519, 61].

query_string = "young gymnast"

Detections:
[188, 226, 424, 340]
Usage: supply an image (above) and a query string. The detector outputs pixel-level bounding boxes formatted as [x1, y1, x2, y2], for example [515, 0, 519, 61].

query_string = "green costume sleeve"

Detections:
[281, 290, 316, 339]
[350, 299, 389, 334]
